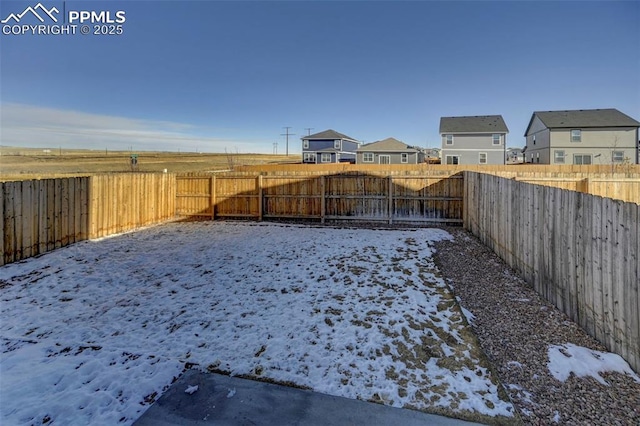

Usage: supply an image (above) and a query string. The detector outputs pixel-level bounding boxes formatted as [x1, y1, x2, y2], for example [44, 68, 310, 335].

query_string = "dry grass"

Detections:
[0, 146, 300, 181]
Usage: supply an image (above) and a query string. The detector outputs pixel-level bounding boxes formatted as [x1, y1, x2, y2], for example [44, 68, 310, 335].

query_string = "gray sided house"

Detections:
[440, 115, 509, 165]
[301, 129, 360, 164]
[524, 109, 640, 165]
[356, 138, 425, 164]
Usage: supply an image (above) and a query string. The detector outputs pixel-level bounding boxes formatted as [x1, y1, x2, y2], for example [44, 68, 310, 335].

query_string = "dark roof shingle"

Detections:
[533, 109, 639, 129]
[439, 115, 508, 134]
[302, 129, 358, 141]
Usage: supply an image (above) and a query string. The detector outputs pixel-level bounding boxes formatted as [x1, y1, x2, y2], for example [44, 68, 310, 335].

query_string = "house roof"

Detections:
[357, 137, 418, 152]
[439, 115, 509, 134]
[524, 109, 640, 136]
[302, 129, 358, 141]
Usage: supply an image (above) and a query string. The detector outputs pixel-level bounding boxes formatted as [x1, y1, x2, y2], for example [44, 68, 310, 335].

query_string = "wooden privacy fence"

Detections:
[511, 177, 640, 204]
[176, 173, 464, 224]
[1, 173, 176, 266]
[234, 163, 640, 176]
[1, 177, 90, 265]
[464, 172, 640, 373]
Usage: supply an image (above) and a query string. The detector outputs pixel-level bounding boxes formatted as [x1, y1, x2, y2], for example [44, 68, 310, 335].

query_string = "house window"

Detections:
[479, 152, 487, 164]
[401, 153, 408, 163]
[334, 140, 341, 149]
[571, 129, 582, 142]
[536, 153, 540, 163]
[303, 140, 309, 149]
[303, 152, 316, 163]
[554, 150, 565, 164]
[533, 134, 536, 145]
[574, 154, 592, 165]
[492, 134, 501, 145]
[445, 135, 453, 145]
[612, 151, 624, 163]
[363, 152, 374, 163]
[321, 153, 332, 163]
[445, 155, 459, 165]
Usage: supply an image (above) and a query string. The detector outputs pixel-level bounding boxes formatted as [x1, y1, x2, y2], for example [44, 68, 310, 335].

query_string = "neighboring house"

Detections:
[523, 109, 640, 165]
[356, 137, 425, 164]
[506, 147, 524, 164]
[440, 115, 509, 165]
[301, 129, 360, 164]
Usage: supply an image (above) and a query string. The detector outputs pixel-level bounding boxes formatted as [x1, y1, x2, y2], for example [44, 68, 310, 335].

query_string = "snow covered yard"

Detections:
[0, 222, 515, 425]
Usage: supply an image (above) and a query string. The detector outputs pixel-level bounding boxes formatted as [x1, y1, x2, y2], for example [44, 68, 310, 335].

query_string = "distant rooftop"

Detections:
[358, 137, 418, 152]
[439, 115, 509, 134]
[302, 129, 358, 141]
[534, 108, 639, 128]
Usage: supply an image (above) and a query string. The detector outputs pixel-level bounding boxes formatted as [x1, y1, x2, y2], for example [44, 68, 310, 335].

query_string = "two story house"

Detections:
[523, 109, 640, 164]
[356, 138, 425, 164]
[440, 115, 509, 165]
[301, 129, 360, 164]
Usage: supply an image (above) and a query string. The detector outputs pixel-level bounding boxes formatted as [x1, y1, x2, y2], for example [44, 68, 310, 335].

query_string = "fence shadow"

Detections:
[175, 171, 465, 225]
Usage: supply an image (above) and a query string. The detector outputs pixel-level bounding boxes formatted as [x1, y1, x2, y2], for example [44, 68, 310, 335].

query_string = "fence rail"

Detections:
[233, 163, 640, 175]
[175, 174, 464, 224]
[464, 171, 640, 373]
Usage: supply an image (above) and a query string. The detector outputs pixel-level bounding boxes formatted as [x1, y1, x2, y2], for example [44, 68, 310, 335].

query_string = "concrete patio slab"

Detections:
[134, 369, 485, 426]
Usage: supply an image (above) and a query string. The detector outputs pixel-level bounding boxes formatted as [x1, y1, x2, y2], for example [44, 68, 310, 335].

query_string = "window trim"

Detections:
[362, 152, 374, 163]
[573, 153, 592, 165]
[612, 151, 624, 163]
[554, 150, 565, 164]
[321, 153, 332, 163]
[445, 155, 459, 165]
[492, 134, 501, 146]
[479, 152, 487, 164]
[401, 153, 409, 163]
[532, 134, 536, 145]
[378, 155, 391, 164]
[571, 129, 582, 142]
[334, 140, 341, 149]
[445, 135, 454, 145]
[303, 152, 316, 163]
[303, 140, 309, 149]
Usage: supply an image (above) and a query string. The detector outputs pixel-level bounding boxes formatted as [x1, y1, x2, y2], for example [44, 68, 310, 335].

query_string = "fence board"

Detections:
[464, 171, 640, 373]
[177, 173, 464, 224]
[0, 174, 175, 264]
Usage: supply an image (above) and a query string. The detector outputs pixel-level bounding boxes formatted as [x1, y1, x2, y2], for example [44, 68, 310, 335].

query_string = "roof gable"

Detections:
[357, 137, 417, 152]
[439, 115, 509, 134]
[302, 129, 358, 141]
[525, 109, 640, 135]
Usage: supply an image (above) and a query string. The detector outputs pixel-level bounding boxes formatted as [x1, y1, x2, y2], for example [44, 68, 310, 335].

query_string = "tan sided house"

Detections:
[523, 109, 640, 164]
[356, 137, 425, 164]
[440, 115, 509, 165]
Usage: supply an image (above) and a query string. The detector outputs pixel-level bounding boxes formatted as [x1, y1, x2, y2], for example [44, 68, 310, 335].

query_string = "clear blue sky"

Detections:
[1, 0, 639, 153]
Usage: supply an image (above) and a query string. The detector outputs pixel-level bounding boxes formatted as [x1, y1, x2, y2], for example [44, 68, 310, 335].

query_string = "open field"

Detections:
[0, 146, 300, 180]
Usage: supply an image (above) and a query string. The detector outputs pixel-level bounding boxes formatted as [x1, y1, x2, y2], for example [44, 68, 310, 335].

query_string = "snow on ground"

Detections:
[547, 343, 640, 386]
[0, 222, 514, 425]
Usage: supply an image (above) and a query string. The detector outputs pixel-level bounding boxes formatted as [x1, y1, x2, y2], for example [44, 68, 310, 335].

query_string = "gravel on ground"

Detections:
[432, 227, 640, 426]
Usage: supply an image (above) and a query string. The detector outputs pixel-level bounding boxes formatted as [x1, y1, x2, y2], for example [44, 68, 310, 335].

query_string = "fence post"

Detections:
[211, 176, 216, 220]
[388, 175, 393, 224]
[258, 175, 263, 221]
[320, 175, 326, 224]
[581, 178, 590, 194]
